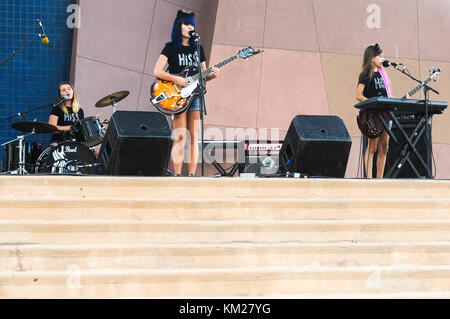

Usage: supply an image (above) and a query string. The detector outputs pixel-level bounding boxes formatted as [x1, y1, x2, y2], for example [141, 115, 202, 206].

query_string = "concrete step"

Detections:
[2, 265, 450, 298]
[1, 242, 449, 271]
[196, 291, 450, 299]
[1, 220, 450, 244]
[1, 198, 450, 221]
[1, 176, 449, 200]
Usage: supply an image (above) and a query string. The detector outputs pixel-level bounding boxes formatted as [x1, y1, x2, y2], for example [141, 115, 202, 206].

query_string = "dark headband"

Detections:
[177, 10, 195, 18]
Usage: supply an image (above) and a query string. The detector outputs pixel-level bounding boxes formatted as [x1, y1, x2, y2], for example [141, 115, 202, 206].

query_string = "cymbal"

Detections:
[11, 121, 57, 134]
[95, 90, 129, 108]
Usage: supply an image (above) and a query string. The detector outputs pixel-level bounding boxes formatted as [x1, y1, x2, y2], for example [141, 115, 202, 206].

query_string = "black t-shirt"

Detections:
[359, 71, 388, 98]
[161, 42, 206, 75]
[50, 105, 84, 143]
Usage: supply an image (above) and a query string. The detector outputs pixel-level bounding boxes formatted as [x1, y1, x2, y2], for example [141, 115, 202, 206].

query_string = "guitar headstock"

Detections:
[429, 67, 441, 81]
[237, 47, 263, 60]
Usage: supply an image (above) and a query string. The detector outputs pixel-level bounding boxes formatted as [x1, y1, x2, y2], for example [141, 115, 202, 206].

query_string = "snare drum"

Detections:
[72, 116, 104, 147]
[3, 142, 43, 173]
[35, 141, 98, 175]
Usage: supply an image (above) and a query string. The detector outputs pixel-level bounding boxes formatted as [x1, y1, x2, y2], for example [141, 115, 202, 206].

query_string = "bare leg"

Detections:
[364, 137, 378, 179]
[376, 130, 390, 178]
[171, 113, 187, 175]
[187, 110, 200, 176]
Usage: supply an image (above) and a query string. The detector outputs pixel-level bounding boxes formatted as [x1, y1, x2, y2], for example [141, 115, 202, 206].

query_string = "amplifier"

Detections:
[241, 140, 282, 176]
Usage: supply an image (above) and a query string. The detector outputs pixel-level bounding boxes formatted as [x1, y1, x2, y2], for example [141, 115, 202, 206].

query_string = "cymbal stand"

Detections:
[111, 98, 117, 113]
[1, 131, 35, 175]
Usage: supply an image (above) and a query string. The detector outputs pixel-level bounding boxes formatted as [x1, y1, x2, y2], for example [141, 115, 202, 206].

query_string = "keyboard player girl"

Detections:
[356, 43, 391, 178]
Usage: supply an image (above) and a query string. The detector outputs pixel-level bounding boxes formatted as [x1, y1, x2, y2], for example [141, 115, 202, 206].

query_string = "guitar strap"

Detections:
[377, 67, 393, 129]
[377, 67, 391, 97]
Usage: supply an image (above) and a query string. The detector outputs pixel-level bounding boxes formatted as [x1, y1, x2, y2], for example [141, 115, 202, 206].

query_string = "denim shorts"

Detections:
[188, 97, 201, 112]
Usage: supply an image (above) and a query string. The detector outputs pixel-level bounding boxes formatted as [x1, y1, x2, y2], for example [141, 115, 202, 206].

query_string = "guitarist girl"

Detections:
[356, 43, 391, 178]
[153, 10, 219, 176]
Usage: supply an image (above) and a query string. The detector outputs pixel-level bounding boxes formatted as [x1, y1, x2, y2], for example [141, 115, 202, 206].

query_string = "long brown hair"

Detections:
[358, 43, 383, 85]
[57, 81, 80, 115]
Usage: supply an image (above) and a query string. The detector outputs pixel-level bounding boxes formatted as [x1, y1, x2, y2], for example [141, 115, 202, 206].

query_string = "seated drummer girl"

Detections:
[48, 81, 84, 146]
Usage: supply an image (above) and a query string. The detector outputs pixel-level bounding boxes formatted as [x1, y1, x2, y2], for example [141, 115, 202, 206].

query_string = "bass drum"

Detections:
[35, 141, 98, 175]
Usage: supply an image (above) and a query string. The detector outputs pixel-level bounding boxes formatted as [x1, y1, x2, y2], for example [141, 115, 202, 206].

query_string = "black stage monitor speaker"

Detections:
[279, 115, 352, 178]
[99, 111, 172, 176]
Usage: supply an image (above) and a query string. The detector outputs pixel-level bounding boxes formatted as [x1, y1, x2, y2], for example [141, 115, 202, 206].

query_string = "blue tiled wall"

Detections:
[0, 0, 75, 171]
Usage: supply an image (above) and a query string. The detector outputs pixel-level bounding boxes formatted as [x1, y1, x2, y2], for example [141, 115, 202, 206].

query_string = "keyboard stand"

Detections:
[376, 111, 432, 178]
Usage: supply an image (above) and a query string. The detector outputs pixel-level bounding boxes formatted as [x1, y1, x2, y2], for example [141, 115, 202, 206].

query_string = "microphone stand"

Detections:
[423, 84, 436, 178]
[6, 101, 54, 121]
[193, 35, 207, 176]
[391, 65, 439, 178]
[0, 34, 41, 67]
[393, 65, 439, 96]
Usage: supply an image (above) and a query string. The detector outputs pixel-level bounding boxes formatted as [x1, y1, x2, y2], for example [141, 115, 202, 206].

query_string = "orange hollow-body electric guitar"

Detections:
[150, 47, 262, 116]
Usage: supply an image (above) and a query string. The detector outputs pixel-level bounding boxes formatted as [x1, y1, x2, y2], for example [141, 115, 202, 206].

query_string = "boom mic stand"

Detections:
[193, 34, 207, 176]
[6, 101, 55, 121]
[0, 35, 40, 67]
[0, 19, 47, 67]
[422, 83, 438, 178]
[391, 64, 439, 96]
[389, 64, 440, 178]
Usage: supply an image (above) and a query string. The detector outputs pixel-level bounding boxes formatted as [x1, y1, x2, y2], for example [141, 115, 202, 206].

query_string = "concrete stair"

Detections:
[0, 176, 449, 298]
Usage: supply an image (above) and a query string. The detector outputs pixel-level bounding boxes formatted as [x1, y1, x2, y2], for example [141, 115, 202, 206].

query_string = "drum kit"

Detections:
[1, 90, 129, 175]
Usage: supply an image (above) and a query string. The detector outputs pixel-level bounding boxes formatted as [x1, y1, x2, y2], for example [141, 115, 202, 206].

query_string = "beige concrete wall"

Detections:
[72, 0, 450, 178]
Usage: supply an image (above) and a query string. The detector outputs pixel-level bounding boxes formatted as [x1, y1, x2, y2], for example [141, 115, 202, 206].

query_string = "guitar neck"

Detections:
[194, 54, 239, 80]
[402, 76, 433, 99]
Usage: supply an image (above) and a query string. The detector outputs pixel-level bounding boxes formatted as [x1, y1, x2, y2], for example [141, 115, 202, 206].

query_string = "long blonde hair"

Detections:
[57, 81, 80, 114]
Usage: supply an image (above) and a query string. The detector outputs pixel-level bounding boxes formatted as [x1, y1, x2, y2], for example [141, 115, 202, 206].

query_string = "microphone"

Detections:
[37, 19, 49, 44]
[189, 30, 199, 38]
[53, 96, 69, 107]
[382, 60, 400, 68]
